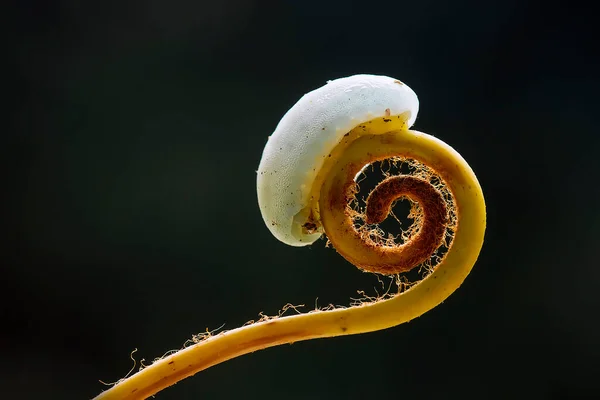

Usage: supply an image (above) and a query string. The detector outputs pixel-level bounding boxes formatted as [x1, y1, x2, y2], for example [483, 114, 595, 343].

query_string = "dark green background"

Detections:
[6, 1, 598, 399]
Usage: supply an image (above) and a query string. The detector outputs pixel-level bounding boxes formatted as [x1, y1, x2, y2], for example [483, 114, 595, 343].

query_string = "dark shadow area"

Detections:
[4, 0, 598, 399]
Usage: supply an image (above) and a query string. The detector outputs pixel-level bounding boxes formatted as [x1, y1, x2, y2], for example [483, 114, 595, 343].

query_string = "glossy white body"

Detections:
[257, 74, 419, 246]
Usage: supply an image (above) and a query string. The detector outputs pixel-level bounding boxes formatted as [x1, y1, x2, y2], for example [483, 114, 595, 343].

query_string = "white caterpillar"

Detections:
[257, 74, 419, 246]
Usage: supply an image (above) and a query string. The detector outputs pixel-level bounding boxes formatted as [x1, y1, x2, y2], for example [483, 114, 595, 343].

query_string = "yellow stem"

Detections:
[94, 129, 486, 400]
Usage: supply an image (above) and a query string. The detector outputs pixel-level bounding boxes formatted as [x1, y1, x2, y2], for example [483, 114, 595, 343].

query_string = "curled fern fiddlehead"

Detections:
[94, 74, 486, 400]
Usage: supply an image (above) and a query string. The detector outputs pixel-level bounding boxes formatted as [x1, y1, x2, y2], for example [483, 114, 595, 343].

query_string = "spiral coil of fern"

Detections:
[94, 75, 485, 400]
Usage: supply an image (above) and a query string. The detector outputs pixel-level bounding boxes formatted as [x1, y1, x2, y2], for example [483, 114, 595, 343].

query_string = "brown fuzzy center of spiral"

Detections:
[355, 175, 448, 274]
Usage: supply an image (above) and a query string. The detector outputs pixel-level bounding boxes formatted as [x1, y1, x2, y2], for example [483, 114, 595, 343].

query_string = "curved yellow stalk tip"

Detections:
[94, 75, 486, 400]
